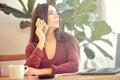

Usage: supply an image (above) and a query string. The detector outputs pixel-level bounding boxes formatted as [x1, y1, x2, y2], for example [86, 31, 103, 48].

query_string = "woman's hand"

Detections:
[24, 67, 41, 76]
[24, 67, 52, 76]
[35, 18, 48, 50]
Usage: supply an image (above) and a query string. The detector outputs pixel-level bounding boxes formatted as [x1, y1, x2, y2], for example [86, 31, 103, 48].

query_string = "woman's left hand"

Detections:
[24, 67, 41, 76]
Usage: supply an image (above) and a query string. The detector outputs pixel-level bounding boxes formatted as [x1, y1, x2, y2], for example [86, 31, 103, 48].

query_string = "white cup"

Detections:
[8, 65, 28, 79]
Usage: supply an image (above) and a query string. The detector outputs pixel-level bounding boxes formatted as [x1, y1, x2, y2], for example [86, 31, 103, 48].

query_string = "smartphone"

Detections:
[38, 74, 55, 79]
[36, 18, 48, 34]
[42, 25, 46, 33]
[42, 24, 48, 34]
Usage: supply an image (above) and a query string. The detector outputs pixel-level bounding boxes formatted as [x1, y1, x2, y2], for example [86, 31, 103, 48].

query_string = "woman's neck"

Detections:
[46, 29, 56, 42]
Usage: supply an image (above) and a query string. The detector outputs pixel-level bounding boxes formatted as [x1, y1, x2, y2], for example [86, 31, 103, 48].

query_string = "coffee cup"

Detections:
[8, 65, 28, 79]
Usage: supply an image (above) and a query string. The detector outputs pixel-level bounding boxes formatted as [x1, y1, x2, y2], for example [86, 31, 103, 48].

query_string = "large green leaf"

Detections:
[97, 38, 113, 47]
[92, 21, 112, 40]
[61, 9, 75, 30]
[77, 0, 97, 14]
[75, 14, 89, 27]
[75, 31, 86, 42]
[0, 3, 30, 18]
[84, 46, 95, 59]
[18, 0, 27, 14]
[27, 0, 36, 14]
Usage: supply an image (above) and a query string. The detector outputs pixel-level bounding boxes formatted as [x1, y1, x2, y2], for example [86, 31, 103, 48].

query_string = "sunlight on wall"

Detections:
[104, 0, 120, 33]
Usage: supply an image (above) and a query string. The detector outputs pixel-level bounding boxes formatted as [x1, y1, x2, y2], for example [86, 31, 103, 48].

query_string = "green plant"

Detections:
[0, 0, 113, 60]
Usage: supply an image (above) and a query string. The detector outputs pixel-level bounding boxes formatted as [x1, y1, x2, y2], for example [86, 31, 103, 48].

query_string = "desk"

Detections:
[0, 74, 120, 80]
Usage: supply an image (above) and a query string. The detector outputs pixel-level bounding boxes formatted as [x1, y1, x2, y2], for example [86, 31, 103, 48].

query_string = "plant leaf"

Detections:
[61, 9, 75, 30]
[98, 38, 113, 47]
[84, 46, 95, 59]
[75, 31, 86, 42]
[28, 0, 36, 14]
[47, 0, 56, 4]
[92, 21, 112, 40]
[77, 0, 97, 14]
[93, 43, 113, 60]
[20, 21, 31, 29]
[18, 0, 28, 14]
[0, 3, 30, 18]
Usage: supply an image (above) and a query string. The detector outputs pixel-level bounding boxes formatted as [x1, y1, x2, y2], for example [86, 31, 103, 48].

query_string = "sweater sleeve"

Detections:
[51, 43, 80, 74]
[24, 43, 44, 68]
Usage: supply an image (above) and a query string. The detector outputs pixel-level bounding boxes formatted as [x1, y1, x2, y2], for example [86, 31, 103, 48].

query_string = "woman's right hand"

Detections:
[35, 18, 48, 50]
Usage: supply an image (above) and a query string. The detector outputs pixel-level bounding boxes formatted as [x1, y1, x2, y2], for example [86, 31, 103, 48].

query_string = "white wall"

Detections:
[0, 0, 62, 54]
[0, 0, 30, 54]
[104, 0, 120, 33]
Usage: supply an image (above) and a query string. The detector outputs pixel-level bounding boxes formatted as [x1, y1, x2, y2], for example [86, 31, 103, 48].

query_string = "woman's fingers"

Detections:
[25, 68, 35, 76]
[24, 67, 40, 76]
[35, 18, 46, 44]
[41, 20, 47, 30]
[36, 18, 46, 29]
[24, 68, 31, 76]
[36, 18, 48, 34]
[43, 24, 49, 34]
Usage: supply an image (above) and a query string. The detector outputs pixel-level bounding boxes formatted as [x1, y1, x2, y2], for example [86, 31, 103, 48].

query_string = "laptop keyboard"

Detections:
[86, 68, 115, 73]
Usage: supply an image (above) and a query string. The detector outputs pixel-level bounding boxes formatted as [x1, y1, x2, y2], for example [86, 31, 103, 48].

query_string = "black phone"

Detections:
[42, 25, 46, 33]
[36, 18, 47, 34]
[38, 74, 55, 79]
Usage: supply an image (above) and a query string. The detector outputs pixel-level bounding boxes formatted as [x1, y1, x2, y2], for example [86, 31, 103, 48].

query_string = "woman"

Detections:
[24, 3, 80, 76]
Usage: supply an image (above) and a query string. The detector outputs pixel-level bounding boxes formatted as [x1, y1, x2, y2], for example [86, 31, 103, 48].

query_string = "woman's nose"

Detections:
[55, 13, 59, 18]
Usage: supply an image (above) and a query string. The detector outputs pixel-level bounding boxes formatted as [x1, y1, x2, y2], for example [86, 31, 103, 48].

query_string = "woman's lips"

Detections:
[56, 20, 59, 24]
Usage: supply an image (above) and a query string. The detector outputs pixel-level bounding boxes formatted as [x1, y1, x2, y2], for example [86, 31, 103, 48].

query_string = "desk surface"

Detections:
[0, 74, 120, 80]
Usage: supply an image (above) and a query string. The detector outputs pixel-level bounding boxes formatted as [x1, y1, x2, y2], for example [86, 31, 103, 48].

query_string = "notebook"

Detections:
[78, 33, 120, 75]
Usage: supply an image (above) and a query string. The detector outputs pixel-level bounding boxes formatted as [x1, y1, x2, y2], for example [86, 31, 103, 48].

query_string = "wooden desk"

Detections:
[0, 74, 120, 80]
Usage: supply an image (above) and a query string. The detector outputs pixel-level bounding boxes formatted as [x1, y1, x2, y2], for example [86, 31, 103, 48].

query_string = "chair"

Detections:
[0, 54, 25, 61]
[0, 54, 26, 76]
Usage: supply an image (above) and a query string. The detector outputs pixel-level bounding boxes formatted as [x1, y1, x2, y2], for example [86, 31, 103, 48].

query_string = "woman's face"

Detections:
[47, 5, 59, 29]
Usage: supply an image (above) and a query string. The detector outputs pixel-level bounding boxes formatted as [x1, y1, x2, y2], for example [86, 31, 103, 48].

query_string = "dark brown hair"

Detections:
[29, 3, 80, 54]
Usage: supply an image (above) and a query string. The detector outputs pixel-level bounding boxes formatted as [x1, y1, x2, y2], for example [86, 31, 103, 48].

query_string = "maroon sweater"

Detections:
[24, 41, 79, 74]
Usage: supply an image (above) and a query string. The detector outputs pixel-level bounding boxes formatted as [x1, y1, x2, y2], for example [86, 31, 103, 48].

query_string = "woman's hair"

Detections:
[29, 3, 80, 54]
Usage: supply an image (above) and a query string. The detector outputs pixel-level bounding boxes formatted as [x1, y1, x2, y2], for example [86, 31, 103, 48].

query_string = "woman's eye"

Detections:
[48, 12, 54, 15]
[48, 12, 59, 15]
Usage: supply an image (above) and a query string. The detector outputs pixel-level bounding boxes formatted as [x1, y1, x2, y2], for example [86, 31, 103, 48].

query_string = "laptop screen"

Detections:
[115, 33, 120, 70]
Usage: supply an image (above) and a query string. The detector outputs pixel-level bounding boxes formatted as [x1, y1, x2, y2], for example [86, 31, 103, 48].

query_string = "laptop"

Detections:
[78, 33, 120, 75]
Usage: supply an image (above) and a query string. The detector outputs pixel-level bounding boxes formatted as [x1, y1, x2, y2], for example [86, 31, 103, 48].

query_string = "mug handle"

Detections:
[24, 66, 29, 73]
